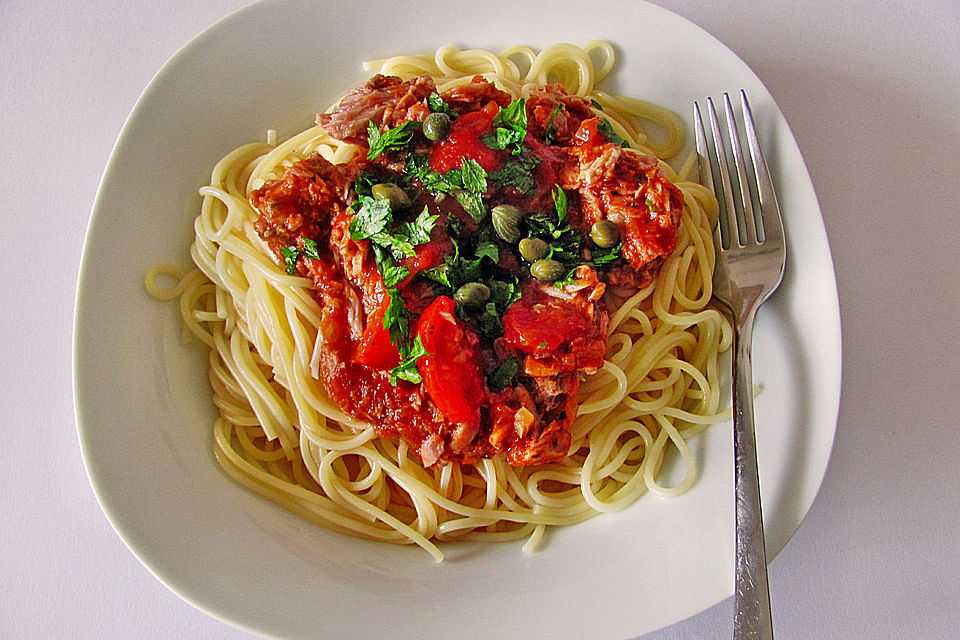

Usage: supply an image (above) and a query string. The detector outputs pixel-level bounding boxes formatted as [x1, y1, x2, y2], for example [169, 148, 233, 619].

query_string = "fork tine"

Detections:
[694, 102, 722, 248]
[706, 96, 739, 248]
[723, 93, 758, 245]
[740, 91, 784, 244]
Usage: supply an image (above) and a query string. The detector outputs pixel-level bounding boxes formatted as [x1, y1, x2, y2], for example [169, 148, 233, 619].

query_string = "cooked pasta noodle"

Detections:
[145, 42, 731, 561]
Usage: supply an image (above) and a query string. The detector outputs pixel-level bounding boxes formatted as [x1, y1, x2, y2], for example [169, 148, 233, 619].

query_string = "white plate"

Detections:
[74, 1, 841, 638]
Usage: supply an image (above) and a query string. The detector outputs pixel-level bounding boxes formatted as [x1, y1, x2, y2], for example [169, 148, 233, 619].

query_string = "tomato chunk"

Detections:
[353, 296, 401, 370]
[571, 117, 604, 147]
[415, 296, 485, 425]
[502, 295, 593, 353]
[429, 107, 504, 173]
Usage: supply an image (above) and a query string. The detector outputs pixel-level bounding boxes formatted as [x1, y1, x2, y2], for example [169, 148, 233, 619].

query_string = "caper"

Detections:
[453, 282, 491, 307]
[518, 237, 549, 263]
[422, 112, 452, 141]
[371, 182, 412, 211]
[530, 258, 565, 282]
[590, 219, 620, 248]
[491, 204, 522, 243]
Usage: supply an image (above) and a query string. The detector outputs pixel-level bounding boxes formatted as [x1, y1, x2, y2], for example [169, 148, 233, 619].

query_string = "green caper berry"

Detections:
[371, 182, 412, 210]
[453, 282, 491, 307]
[590, 220, 620, 248]
[518, 237, 549, 263]
[422, 112, 452, 141]
[491, 204, 522, 243]
[530, 258, 564, 282]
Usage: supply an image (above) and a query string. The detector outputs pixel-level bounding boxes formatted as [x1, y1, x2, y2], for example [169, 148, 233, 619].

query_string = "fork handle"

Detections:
[732, 311, 774, 639]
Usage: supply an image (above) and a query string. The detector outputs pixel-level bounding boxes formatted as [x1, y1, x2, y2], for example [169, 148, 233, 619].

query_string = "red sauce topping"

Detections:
[249, 75, 683, 467]
[429, 106, 504, 173]
[416, 296, 485, 426]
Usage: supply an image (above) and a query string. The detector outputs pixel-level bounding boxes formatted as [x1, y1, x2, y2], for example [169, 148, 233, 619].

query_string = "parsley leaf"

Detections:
[427, 92, 459, 119]
[446, 212, 465, 238]
[488, 155, 540, 195]
[402, 153, 430, 184]
[422, 264, 453, 291]
[352, 173, 379, 198]
[382, 288, 410, 346]
[487, 98, 528, 154]
[397, 206, 438, 246]
[475, 239, 499, 263]
[352, 196, 436, 286]
[492, 98, 527, 132]
[477, 301, 504, 341]
[280, 246, 299, 275]
[380, 258, 410, 287]
[552, 186, 568, 223]
[367, 120, 421, 159]
[389, 335, 428, 385]
[590, 99, 603, 111]
[487, 357, 519, 391]
[590, 241, 623, 267]
[349, 196, 393, 240]
[371, 231, 416, 259]
[597, 118, 629, 148]
[453, 189, 485, 223]
[488, 277, 521, 312]
[544, 105, 562, 145]
[496, 126, 525, 150]
[527, 209, 585, 266]
[301, 237, 321, 260]
[460, 158, 488, 194]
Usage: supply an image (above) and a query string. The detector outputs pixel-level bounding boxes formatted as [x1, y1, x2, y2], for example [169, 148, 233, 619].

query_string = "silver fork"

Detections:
[694, 91, 786, 640]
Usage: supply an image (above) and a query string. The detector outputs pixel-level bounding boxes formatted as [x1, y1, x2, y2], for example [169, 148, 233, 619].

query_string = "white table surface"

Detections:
[4, 1, 959, 638]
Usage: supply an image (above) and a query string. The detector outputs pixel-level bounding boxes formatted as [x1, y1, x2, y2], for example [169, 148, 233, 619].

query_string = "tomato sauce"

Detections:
[429, 107, 504, 173]
[250, 74, 683, 467]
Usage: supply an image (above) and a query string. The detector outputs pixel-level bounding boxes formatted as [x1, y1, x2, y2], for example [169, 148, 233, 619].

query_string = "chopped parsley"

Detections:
[590, 99, 603, 111]
[597, 118, 629, 148]
[590, 241, 623, 266]
[427, 92, 459, 119]
[460, 158, 488, 194]
[379, 260, 409, 288]
[488, 155, 540, 195]
[301, 237, 321, 260]
[397, 206, 439, 246]
[483, 98, 528, 154]
[486, 357, 519, 391]
[383, 287, 411, 347]
[544, 105, 562, 145]
[389, 335, 428, 385]
[352, 172, 379, 198]
[349, 196, 393, 240]
[403, 154, 489, 222]
[453, 189, 485, 223]
[367, 120, 420, 159]
[527, 209, 585, 265]
[349, 196, 437, 292]
[280, 246, 299, 275]
[552, 186, 568, 223]
[474, 239, 499, 263]
[492, 98, 527, 134]
[476, 301, 503, 341]
[488, 277, 521, 312]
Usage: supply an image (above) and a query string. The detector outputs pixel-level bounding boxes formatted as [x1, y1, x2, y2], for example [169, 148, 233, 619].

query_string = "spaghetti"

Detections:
[146, 42, 731, 561]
